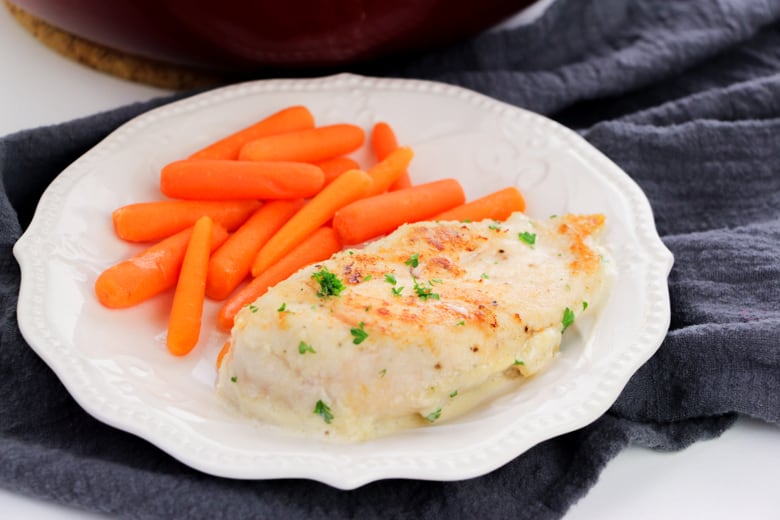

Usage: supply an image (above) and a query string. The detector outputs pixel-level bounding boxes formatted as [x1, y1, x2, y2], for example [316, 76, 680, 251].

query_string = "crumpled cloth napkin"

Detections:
[2, 0, 779, 517]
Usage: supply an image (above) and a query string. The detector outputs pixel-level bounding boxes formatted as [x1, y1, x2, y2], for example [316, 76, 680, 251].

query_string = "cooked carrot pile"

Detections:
[94, 107, 527, 358]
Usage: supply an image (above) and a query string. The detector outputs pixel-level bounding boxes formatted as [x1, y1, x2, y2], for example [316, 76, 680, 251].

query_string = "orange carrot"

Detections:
[333, 179, 465, 245]
[205, 199, 305, 300]
[433, 187, 526, 222]
[167, 216, 212, 356]
[371, 122, 412, 190]
[112, 200, 260, 242]
[189, 105, 315, 161]
[160, 160, 324, 200]
[218, 227, 341, 331]
[251, 169, 373, 276]
[316, 156, 361, 185]
[365, 146, 414, 196]
[95, 223, 229, 309]
[238, 124, 365, 163]
[216, 340, 231, 369]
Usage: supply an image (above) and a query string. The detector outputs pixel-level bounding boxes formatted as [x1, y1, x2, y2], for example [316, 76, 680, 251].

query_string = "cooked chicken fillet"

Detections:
[217, 212, 611, 440]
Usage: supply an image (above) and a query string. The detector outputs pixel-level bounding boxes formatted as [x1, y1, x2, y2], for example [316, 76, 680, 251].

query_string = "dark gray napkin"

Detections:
[2, 0, 779, 518]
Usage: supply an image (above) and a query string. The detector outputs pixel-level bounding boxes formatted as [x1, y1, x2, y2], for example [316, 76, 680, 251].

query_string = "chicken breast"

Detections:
[217, 212, 611, 441]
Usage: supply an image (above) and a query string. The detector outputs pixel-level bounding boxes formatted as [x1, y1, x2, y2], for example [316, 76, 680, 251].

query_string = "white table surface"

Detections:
[2, 4, 779, 519]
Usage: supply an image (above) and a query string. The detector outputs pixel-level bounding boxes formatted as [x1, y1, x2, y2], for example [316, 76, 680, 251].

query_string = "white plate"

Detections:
[14, 73, 673, 489]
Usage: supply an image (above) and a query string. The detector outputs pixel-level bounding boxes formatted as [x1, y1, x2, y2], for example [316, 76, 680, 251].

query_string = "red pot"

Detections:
[10, 0, 537, 73]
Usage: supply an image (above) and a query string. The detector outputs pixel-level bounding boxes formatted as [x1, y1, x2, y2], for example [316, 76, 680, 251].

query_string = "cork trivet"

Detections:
[5, 1, 225, 90]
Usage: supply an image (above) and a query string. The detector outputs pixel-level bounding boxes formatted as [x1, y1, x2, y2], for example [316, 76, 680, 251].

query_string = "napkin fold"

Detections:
[2, 0, 779, 518]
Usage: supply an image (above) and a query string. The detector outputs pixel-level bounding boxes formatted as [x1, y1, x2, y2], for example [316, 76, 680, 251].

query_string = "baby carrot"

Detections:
[167, 216, 213, 356]
[160, 160, 324, 200]
[238, 124, 365, 163]
[216, 340, 231, 369]
[95, 223, 229, 309]
[433, 187, 526, 222]
[218, 227, 341, 331]
[189, 105, 315, 161]
[316, 156, 361, 185]
[371, 122, 412, 190]
[333, 179, 466, 245]
[113, 200, 260, 242]
[205, 199, 305, 300]
[251, 169, 373, 276]
[365, 146, 414, 196]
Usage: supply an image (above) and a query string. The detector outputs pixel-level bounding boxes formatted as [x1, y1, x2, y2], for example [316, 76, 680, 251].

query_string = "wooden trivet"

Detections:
[5, 1, 224, 90]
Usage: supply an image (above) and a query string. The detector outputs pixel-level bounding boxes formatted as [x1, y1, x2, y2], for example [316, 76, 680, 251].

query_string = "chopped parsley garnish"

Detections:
[313, 400, 334, 424]
[449, 390, 458, 398]
[480, 273, 489, 279]
[488, 222, 502, 230]
[350, 321, 368, 344]
[461, 219, 472, 223]
[277, 302, 287, 312]
[298, 341, 316, 354]
[248, 304, 258, 313]
[562, 307, 575, 333]
[514, 359, 525, 366]
[379, 368, 387, 377]
[384, 273, 397, 285]
[518, 231, 537, 246]
[455, 320, 465, 326]
[404, 253, 420, 268]
[312, 267, 345, 297]
[391, 286, 404, 296]
[582, 301, 589, 311]
[413, 280, 440, 301]
[363, 275, 373, 281]
[430, 278, 443, 284]
[425, 408, 442, 422]
[230, 376, 237, 383]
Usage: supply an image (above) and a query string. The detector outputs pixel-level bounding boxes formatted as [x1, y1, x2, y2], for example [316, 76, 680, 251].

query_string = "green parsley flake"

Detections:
[430, 278, 443, 284]
[455, 320, 465, 326]
[488, 222, 503, 230]
[404, 253, 420, 268]
[379, 368, 387, 377]
[384, 273, 397, 285]
[425, 408, 442, 422]
[562, 307, 575, 333]
[414, 280, 440, 301]
[518, 231, 537, 246]
[392, 286, 404, 296]
[312, 267, 345, 298]
[514, 359, 525, 366]
[277, 302, 287, 312]
[480, 273, 489, 279]
[298, 341, 316, 354]
[582, 301, 589, 311]
[363, 275, 373, 281]
[248, 304, 258, 313]
[350, 321, 368, 344]
[449, 390, 458, 398]
[313, 400, 334, 424]
[230, 376, 237, 383]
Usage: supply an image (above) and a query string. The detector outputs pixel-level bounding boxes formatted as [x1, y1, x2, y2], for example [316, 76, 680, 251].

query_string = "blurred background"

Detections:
[4, 0, 545, 89]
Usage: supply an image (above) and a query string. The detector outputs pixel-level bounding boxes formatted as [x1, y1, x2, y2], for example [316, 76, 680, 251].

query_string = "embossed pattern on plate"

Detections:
[14, 74, 673, 489]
